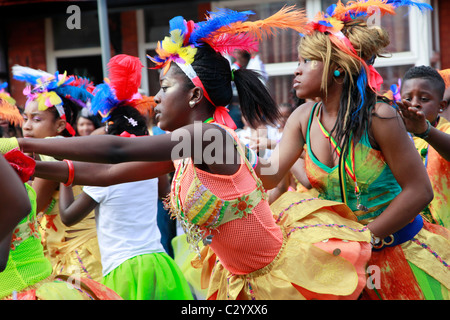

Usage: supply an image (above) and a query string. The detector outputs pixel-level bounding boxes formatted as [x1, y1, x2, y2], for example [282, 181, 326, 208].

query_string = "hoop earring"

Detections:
[189, 100, 196, 108]
[333, 70, 341, 77]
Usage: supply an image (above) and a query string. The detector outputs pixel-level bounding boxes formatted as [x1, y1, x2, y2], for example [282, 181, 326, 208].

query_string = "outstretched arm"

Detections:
[255, 104, 308, 189]
[35, 160, 175, 187]
[18, 133, 175, 164]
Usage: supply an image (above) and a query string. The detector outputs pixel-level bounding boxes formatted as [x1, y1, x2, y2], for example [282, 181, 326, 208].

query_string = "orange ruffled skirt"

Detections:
[193, 192, 372, 300]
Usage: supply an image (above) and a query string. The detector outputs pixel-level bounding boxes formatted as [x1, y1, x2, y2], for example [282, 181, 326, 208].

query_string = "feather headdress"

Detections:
[148, 6, 308, 129]
[12, 66, 94, 111]
[303, 0, 432, 122]
[0, 82, 16, 106]
[12, 65, 95, 136]
[148, 6, 308, 75]
[90, 54, 150, 121]
[0, 97, 23, 127]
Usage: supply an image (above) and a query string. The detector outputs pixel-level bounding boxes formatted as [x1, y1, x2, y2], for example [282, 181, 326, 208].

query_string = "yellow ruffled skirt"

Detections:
[2, 275, 122, 300]
[193, 192, 372, 300]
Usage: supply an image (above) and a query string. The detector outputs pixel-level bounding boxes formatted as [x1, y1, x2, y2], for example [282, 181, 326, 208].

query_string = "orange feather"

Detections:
[332, 0, 396, 20]
[215, 5, 308, 41]
[0, 99, 23, 127]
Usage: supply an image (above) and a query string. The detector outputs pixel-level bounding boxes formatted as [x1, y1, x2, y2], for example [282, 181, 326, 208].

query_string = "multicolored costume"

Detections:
[304, 102, 450, 300]
[11, 66, 104, 282]
[38, 183, 103, 282]
[411, 117, 450, 229]
[167, 123, 371, 300]
[0, 149, 121, 300]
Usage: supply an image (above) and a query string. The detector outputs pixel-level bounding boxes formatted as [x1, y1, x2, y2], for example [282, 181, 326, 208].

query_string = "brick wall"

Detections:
[7, 19, 46, 108]
[120, 11, 138, 57]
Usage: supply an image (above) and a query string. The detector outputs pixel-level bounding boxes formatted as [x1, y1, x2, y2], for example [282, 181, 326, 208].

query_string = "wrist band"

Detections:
[63, 159, 75, 187]
[413, 120, 431, 139]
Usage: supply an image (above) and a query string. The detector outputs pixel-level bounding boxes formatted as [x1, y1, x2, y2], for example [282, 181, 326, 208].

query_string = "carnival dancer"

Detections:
[261, 1, 449, 299]
[0, 7, 373, 300]
[11, 67, 104, 282]
[57, 54, 193, 300]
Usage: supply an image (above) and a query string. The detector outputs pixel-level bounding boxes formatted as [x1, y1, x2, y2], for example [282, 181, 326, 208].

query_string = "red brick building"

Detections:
[0, 0, 447, 107]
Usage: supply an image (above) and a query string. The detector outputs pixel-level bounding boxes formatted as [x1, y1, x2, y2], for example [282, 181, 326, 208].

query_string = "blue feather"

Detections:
[189, 8, 254, 45]
[326, 4, 337, 17]
[169, 16, 187, 34]
[90, 83, 118, 121]
[385, 0, 433, 12]
[13, 72, 44, 86]
[54, 85, 94, 103]
[0, 82, 7, 90]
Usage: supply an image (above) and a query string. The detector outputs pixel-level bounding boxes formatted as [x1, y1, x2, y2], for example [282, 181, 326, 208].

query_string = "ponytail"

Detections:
[232, 68, 280, 129]
[192, 44, 280, 129]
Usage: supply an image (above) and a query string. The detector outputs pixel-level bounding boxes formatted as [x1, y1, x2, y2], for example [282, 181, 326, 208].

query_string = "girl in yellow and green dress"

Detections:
[12, 67, 104, 282]
[0, 98, 120, 300]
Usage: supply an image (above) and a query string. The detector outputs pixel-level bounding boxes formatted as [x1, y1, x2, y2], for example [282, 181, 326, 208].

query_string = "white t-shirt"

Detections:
[83, 178, 164, 276]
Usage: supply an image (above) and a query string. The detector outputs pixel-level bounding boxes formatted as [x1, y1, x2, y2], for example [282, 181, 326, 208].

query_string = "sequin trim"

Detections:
[275, 197, 319, 224]
[287, 224, 368, 237]
[411, 238, 450, 270]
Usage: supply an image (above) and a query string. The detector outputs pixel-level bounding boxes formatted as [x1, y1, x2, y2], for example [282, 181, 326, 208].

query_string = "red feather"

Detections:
[206, 33, 259, 56]
[107, 54, 144, 101]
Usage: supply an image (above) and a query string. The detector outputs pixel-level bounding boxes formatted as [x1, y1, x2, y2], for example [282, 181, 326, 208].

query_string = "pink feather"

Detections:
[207, 33, 259, 56]
[107, 54, 144, 101]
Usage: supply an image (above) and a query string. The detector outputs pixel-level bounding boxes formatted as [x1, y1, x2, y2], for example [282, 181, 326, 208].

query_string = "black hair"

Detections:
[180, 44, 280, 128]
[401, 65, 446, 99]
[47, 96, 79, 137]
[77, 107, 102, 130]
[105, 102, 148, 136]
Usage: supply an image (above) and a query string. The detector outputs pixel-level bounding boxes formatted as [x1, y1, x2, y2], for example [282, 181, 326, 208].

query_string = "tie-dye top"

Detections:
[304, 103, 402, 225]
[412, 117, 450, 228]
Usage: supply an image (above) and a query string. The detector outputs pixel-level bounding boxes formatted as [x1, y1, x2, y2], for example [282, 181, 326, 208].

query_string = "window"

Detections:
[46, 10, 122, 84]
[212, 0, 306, 106]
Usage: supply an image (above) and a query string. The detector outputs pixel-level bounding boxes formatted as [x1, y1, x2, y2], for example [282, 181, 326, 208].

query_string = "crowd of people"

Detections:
[0, 0, 449, 301]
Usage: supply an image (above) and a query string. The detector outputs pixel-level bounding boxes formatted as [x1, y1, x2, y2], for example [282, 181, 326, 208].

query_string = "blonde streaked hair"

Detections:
[298, 20, 390, 96]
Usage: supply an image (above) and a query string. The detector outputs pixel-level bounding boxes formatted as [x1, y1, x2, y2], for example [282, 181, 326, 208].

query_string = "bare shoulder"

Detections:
[372, 101, 400, 119]
[286, 101, 317, 137]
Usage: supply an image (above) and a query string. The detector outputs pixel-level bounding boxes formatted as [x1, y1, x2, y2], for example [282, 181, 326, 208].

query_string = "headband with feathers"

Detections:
[148, 6, 308, 75]
[0, 97, 23, 128]
[0, 82, 17, 107]
[90, 54, 155, 121]
[12, 65, 95, 136]
[148, 5, 308, 129]
[303, 0, 432, 123]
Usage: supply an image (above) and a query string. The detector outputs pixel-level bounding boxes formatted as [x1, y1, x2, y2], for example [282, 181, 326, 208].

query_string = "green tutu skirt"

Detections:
[102, 252, 193, 300]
